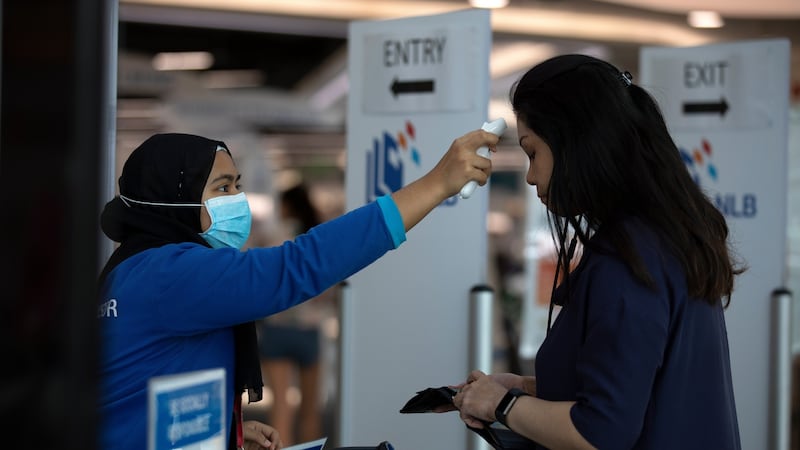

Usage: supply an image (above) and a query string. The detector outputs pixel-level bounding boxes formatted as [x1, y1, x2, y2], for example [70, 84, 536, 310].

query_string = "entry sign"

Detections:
[148, 368, 226, 450]
[640, 39, 790, 450]
[362, 23, 479, 114]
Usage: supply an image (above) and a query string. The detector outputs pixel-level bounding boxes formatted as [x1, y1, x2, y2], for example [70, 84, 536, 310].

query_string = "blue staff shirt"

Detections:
[98, 197, 405, 450]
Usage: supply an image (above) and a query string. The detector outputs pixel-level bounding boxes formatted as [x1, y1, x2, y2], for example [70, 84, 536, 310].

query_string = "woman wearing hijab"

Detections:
[445, 55, 744, 449]
[98, 130, 499, 450]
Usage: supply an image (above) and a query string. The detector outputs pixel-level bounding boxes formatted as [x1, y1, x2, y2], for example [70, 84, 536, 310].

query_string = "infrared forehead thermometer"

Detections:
[459, 118, 507, 199]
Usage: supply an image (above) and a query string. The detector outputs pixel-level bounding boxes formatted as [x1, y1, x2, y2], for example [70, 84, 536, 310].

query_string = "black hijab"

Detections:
[99, 133, 264, 411]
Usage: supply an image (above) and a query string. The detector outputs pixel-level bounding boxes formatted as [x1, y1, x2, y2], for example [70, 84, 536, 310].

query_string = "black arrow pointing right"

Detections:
[391, 77, 435, 97]
[683, 97, 729, 117]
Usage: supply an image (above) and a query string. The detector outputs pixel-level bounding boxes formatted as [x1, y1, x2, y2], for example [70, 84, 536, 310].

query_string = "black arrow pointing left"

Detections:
[683, 97, 729, 117]
[391, 77, 435, 97]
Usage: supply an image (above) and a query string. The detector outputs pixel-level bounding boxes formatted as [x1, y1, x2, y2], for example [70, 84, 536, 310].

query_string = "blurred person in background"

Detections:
[258, 183, 328, 445]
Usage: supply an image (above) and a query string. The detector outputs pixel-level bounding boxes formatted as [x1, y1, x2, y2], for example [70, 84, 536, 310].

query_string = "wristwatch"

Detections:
[494, 388, 530, 427]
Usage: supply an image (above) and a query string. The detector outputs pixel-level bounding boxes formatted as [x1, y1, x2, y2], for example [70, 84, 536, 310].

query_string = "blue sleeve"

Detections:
[376, 194, 406, 248]
[568, 257, 670, 449]
[132, 200, 399, 332]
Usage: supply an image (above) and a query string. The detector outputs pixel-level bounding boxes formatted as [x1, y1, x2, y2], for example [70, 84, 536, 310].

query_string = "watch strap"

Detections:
[494, 388, 529, 427]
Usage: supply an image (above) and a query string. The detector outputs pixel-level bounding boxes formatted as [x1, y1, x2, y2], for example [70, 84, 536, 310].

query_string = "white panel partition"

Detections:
[340, 8, 493, 450]
[640, 39, 791, 450]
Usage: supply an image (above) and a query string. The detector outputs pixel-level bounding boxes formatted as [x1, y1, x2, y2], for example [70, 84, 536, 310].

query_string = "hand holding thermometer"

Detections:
[459, 118, 507, 199]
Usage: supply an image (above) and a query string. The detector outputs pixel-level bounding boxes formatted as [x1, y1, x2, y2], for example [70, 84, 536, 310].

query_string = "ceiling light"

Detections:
[687, 10, 724, 29]
[123, 1, 715, 47]
[152, 51, 214, 71]
[469, 0, 509, 8]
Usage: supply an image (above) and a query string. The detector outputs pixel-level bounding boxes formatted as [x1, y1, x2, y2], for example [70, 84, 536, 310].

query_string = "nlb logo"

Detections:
[680, 138, 718, 185]
[365, 121, 424, 203]
[679, 138, 756, 218]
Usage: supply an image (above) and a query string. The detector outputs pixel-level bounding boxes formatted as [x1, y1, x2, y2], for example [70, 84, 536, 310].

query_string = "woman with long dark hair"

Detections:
[450, 54, 745, 449]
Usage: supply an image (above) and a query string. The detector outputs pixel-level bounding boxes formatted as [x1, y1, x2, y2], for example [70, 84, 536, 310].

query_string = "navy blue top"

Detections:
[535, 219, 740, 449]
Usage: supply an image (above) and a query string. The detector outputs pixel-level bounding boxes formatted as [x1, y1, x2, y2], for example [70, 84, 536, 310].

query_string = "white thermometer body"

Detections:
[459, 118, 507, 199]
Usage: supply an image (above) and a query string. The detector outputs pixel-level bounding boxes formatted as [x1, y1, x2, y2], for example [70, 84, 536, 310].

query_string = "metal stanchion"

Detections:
[770, 287, 793, 450]
[336, 281, 353, 448]
[98, 0, 118, 271]
[468, 284, 494, 450]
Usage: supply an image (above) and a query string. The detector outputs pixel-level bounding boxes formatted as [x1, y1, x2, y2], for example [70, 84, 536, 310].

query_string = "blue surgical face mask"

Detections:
[199, 192, 252, 249]
[118, 191, 252, 249]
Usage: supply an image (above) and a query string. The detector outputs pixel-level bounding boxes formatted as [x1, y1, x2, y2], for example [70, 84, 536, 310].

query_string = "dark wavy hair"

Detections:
[510, 54, 745, 306]
[281, 183, 321, 234]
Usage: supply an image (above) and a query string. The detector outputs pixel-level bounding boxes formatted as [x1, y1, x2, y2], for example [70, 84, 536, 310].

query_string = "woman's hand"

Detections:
[451, 370, 508, 429]
[242, 420, 282, 450]
[391, 127, 500, 232]
[488, 372, 536, 396]
[430, 383, 467, 413]
[428, 129, 500, 199]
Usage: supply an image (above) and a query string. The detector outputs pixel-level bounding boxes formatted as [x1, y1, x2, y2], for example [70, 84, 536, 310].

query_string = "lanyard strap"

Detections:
[235, 393, 244, 450]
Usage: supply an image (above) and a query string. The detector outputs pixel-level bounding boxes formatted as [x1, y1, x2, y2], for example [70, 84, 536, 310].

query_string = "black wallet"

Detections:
[399, 386, 457, 413]
[399, 386, 540, 450]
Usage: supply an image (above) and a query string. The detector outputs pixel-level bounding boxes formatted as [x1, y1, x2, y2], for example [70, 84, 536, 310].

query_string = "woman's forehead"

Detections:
[206, 151, 239, 182]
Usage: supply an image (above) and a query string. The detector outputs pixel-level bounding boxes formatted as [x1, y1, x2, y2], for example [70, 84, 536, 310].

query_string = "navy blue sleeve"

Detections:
[568, 256, 670, 449]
